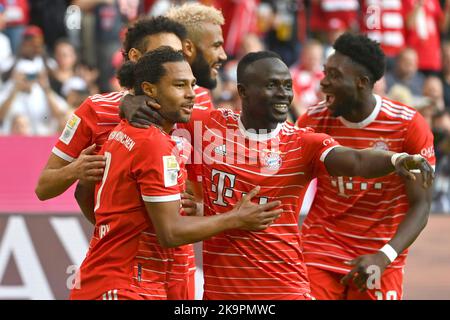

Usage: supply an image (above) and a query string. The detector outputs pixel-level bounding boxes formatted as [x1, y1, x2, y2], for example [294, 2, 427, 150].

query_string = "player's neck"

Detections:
[240, 112, 279, 132]
[342, 92, 376, 123]
[161, 121, 175, 134]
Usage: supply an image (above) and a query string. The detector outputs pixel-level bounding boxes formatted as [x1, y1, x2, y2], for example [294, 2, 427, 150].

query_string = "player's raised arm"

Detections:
[145, 186, 282, 248]
[323, 147, 434, 187]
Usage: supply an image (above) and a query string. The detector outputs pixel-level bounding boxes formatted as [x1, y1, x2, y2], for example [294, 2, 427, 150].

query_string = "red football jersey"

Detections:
[296, 95, 436, 274]
[53, 89, 211, 162]
[175, 108, 340, 300]
[53, 91, 125, 161]
[70, 120, 189, 300]
[403, 0, 444, 71]
[54, 91, 196, 298]
[194, 85, 214, 110]
[360, 0, 406, 57]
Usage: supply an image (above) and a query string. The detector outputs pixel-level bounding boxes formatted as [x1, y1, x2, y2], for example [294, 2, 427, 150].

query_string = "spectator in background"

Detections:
[423, 75, 446, 112]
[49, 38, 80, 96]
[309, 0, 359, 36]
[385, 47, 425, 96]
[210, 0, 259, 58]
[0, 65, 68, 135]
[75, 61, 100, 95]
[360, 0, 406, 72]
[431, 110, 450, 212]
[0, 4, 12, 65]
[0, 0, 29, 54]
[10, 113, 31, 135]
[262, 0, 300, 67]
[290, 39, 324, 118]
[440, 41, 450, 108]
[404, 0, 450, 75]
[29, 0, 70, 52]
[0, 25, 55, 83]
[72, 0, 124, 92]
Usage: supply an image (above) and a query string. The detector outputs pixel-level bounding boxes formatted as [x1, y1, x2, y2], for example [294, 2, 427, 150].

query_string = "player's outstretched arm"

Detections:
[145, 186, 282, 248]
[35, 144, 106, 201]
[341, 174, 432, 291]
[324, 147, 434, 187]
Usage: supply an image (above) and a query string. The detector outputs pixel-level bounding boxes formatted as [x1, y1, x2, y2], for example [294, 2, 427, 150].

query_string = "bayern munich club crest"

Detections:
[371, 138, 391, 151]
[261, 150, 282, 171]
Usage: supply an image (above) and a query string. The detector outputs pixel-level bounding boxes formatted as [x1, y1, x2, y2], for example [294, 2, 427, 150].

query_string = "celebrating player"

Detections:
[297, 33, 436, 300]
[122, 50, 433, 300]
[70, 47, 283, 300]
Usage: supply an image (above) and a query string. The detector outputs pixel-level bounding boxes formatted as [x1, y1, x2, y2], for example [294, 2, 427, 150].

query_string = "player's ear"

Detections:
[237, 83, 246, 98]
[128, 48, 142, 62]
[357, 75, 370, 89]
[142, 81, 157, 98]
[182, 39, 196, 62]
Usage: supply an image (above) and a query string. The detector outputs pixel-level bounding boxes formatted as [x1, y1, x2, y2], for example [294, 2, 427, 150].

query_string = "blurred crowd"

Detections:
[0, 0, 449, 212]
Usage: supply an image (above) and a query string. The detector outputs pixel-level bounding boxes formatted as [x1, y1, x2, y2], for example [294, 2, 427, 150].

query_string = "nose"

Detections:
[320, 76, 330, 89]
[186, 85, 195, 100]
[218, 46, 227, 62]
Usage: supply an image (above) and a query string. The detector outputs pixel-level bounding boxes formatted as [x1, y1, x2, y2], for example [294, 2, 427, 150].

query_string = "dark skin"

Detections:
[320, 51, 434, 292]
[122, 55, 434, 285]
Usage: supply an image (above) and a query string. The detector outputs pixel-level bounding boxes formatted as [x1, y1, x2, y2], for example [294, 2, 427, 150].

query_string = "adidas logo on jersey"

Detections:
[214, 145, 227, 156]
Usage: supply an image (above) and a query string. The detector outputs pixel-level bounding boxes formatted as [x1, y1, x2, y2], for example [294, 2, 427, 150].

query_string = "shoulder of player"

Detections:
[281, 121, 315, 137]
[379, 96, 417, 123]
[85, 91, 125, 109]
[304, 101, 329, 117]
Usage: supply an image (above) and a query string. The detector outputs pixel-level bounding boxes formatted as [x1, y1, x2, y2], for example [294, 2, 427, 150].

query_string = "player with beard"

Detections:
[121, 3, 228, 129]
[166, 2, 227, 110]
[296, 33, 436, 300]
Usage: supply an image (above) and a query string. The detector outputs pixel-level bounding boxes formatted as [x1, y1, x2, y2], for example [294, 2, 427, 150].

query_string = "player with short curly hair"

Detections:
[297, 32, 436, 300]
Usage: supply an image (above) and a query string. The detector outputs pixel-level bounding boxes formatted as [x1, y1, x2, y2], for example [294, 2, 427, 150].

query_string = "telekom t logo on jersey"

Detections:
[211, 169, 268, 206]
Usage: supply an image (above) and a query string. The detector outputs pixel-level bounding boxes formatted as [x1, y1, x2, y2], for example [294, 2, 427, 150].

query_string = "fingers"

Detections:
[239, 186, 261, 205]
[145, 98, 162, 110]
[83, 168, 104, 181]
[80, 144, 97, 155]
[258, 209, 283, 220]
[181, 192, 195, 201]
[256, 200, 281, 212]
[340, 267, 357, 286]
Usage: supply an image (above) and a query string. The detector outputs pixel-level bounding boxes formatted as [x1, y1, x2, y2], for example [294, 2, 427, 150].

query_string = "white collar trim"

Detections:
[238, 116, 282, 142]
[338, 94, 381, 129]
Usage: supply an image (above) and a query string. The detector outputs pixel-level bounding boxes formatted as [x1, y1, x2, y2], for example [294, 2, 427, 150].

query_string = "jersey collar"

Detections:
[338, 94, 381, 129]
[238, 116, 282, 142]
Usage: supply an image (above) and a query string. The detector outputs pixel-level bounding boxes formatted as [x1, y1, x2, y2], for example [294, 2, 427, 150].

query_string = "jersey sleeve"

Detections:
[403, 112, 436, 167]
[302, 132, 340, 177]
[132, 138, 181, 203]
[52, 98, 96, 162]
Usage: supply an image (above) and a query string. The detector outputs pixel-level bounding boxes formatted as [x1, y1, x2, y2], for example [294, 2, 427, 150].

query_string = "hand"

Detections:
[232, 186, 283, 231]
[394, 154, 434, 188]
[70, 144, 107, 182]
[12, 72, 32, 92]
[341, 252, 391, 292]
[119, 94, 163, 128]
[181, 192, 200, 216]
[38, 71, 51, 92]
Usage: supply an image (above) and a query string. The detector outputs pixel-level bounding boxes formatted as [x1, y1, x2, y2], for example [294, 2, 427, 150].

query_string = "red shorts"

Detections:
[95, 288, 166, 300]
[167, 272, 195, 300]
[307, 265, 403, 300]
